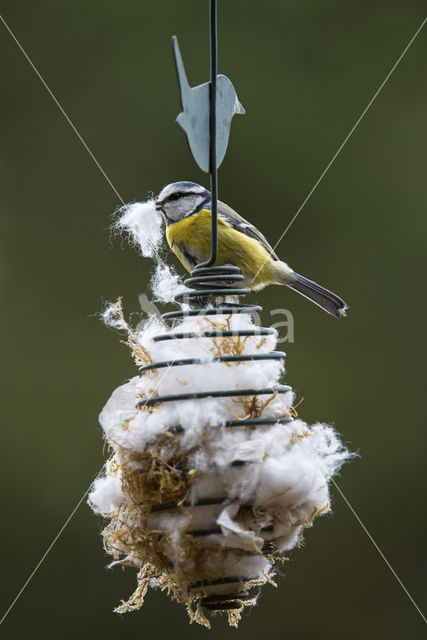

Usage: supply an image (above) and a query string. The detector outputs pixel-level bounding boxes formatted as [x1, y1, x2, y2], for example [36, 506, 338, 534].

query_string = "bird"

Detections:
[172, 36, 245, 173]
[155, 181, 347, 318]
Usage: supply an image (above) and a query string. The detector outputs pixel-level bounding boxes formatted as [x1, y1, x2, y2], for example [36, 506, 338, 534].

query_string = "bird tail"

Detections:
[272, 262, 347, 318]
[287, 272, 348, 318]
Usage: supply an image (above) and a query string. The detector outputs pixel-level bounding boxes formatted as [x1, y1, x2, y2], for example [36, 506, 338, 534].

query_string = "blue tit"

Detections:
[155, 181, 347, 318]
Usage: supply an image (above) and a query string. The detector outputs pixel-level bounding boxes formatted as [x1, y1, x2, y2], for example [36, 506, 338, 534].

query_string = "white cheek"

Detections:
[185, 195, 202, 213]
[165, 196, 201, 222]
[165, 203, 182, 222]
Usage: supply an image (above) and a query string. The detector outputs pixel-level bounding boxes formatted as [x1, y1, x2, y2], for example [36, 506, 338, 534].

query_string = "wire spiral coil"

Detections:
[138, 264, 294, 613]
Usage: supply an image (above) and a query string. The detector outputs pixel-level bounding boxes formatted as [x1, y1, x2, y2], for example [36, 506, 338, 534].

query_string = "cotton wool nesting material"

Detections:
[89, 199, 351, 628]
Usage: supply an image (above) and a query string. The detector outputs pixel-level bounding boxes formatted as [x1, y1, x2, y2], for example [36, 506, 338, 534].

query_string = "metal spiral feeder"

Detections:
[132, 1, 293, 613]
[86, 1, 351, 625]
[138, 264, 294, 612]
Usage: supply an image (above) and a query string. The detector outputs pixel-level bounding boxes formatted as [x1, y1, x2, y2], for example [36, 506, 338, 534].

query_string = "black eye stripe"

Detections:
[164, 190, 201, 203]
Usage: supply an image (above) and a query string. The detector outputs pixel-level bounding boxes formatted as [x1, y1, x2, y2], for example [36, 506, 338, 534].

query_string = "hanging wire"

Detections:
[196, 0, 218, 268]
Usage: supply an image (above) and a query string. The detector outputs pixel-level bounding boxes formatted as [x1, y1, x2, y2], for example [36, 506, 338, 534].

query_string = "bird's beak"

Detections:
[234, 98, 246, 115]
[155, 200, 163, 211]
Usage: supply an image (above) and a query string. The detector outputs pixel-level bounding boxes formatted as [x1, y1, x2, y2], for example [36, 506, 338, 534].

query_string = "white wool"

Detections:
[114, 199, 163, 258]
[114, 198, 189, 305]
[89, 303, 351, 584]
[95, 313, 289, 454]
[98, 378, 139, 443]
[102, 301, 130, 331]
[151, 262, 188, 304]
[90, 464, 123, 516]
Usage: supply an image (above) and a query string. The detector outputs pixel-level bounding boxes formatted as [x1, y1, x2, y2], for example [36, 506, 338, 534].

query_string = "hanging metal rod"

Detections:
[198, 0, 218, 268]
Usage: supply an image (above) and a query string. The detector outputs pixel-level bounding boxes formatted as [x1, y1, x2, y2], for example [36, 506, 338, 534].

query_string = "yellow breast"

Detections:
[166, 209, 276, 290]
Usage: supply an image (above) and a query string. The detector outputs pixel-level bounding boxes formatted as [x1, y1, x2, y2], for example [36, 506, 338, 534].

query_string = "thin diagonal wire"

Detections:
[0, 9, 177, 626]
[253, 360, 426, 624]
[0, 13, 125, 205]
[0, 362, 176, 625]
[0, 484, 94, 626]
[332, 479, 427, 624]
[251, 15, 427, 285]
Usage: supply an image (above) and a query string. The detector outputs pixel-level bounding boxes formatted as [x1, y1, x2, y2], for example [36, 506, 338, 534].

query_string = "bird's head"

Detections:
[155, 181, 210, 223]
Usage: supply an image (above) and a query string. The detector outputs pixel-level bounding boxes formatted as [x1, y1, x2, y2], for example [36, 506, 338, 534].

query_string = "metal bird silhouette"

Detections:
[172, 35, 245, 173]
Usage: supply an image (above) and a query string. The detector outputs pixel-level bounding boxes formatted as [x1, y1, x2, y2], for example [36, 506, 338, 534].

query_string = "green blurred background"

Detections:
[1, 1, 426, 638]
